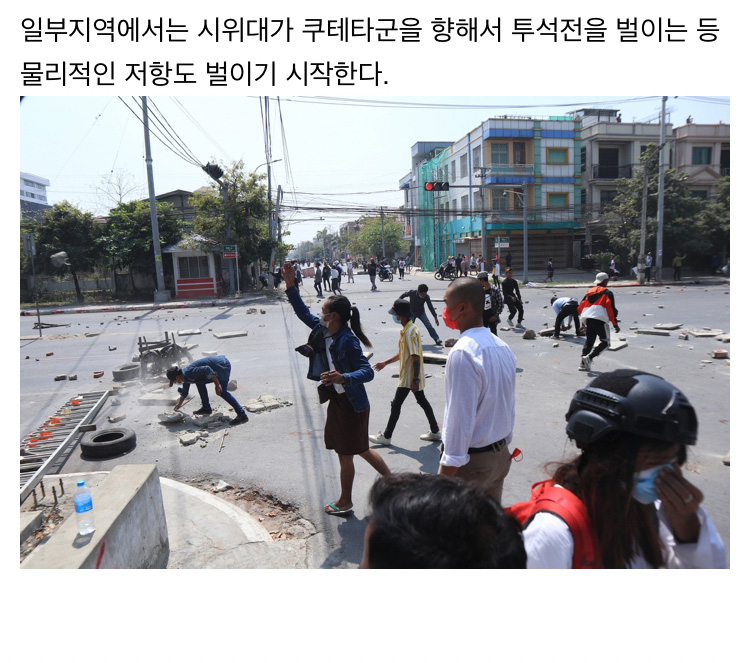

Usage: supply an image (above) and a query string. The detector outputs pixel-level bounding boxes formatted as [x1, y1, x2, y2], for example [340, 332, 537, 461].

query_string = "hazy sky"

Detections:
[20, 95, 730, 245]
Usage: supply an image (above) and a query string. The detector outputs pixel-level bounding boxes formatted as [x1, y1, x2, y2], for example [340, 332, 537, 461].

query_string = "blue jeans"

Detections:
[411, 311, 440, 343]
[195, 370, 244, 415]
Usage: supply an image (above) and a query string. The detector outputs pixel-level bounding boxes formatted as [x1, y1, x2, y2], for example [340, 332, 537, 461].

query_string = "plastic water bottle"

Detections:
[74, 480, 95, 535]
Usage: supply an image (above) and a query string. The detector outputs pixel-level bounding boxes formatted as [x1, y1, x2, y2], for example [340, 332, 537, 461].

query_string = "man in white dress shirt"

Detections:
[438, 278, 517, 503]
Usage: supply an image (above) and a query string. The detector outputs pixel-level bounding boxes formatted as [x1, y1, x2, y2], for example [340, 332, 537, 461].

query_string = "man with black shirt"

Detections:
[501, 267, 524, 327]
[400, 283, 442, 346]
[477, 271, 503, 335]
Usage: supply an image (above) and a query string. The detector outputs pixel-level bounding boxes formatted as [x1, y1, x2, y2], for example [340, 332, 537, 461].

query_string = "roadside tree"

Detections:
[102, 199, 187, 294]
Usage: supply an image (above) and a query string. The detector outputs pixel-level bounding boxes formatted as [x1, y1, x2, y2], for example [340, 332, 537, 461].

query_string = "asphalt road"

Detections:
[19, 271, 731, 567]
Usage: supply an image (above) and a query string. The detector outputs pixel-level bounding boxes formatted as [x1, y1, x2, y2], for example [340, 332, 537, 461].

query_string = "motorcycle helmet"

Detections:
[565, 370, 697, 447]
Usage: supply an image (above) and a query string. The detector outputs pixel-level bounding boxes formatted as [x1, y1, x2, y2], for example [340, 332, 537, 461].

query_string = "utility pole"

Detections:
[141, 97, 170, 303]
[656, 95, 667, 282]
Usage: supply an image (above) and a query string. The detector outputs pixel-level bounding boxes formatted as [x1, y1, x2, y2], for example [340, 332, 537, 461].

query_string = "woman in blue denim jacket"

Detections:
[281, 263, 391, 517]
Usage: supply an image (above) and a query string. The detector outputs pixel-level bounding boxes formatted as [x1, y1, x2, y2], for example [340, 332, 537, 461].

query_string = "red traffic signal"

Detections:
[424, 182, 449, 191]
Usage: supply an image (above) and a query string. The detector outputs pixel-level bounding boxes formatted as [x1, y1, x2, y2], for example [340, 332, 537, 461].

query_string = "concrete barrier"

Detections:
[22, 465, 169, 569]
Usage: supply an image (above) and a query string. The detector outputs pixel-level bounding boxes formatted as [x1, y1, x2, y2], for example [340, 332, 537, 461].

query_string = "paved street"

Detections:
[20, 270, 731, 567]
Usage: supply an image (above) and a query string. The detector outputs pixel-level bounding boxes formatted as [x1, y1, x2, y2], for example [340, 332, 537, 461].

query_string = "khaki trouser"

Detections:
[453, 443, 512, 505]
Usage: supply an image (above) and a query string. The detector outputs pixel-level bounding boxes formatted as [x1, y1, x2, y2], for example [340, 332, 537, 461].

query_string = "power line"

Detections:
[147, 98, 204, 167]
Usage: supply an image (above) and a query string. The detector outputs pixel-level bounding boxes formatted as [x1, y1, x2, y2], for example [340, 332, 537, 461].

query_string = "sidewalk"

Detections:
[20, 471, 310, 569]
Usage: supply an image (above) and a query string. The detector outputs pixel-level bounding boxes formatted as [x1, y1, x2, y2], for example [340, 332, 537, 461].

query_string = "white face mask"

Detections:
[319, 312, 331, 328]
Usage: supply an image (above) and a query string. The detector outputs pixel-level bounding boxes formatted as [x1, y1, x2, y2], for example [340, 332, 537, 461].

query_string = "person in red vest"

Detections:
[512, 370, 726, 569]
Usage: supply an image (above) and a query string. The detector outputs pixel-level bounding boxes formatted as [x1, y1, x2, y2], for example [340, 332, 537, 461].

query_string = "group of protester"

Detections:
[275, 262, 726, 569]
[166, 259, 726, 569]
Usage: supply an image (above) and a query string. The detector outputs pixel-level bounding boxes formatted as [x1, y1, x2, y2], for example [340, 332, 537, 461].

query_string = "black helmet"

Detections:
[565, 370, 697, 446]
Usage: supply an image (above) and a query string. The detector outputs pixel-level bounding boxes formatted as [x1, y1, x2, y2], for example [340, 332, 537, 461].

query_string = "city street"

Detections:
[19, 270, 731, 567]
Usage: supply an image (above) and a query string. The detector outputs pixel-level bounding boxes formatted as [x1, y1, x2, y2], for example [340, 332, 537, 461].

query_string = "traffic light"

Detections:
[424, 182, 449, 191]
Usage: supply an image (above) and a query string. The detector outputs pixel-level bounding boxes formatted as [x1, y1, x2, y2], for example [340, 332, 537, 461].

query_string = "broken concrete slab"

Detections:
[68, 374, 78, 381]
[54, 374, 66, 381]
[158, 412, 185, 423]
[712, 349, 729, 359]
[522, 329, 536, 339]
[423, 351, 448, 365]
[202, 350, 218, 356]
[716, 335, 730, 343]
[93, 371, 104, 379]
[538, 328, 555, 337]
[608, 338, 628, 351]
[108, 413, 126, 423]
[178, 329, 201, 336]
[654, 323, 683, 330]
[179, 432, 203, 446]
[244, 395, 293, 414]
[634, 329, 671, 336]
[213, 331, 248, 339]
[691, 329, 724, 337]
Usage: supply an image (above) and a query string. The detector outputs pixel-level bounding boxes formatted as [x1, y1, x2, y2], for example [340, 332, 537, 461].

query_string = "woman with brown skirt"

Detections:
[281, 263, 391, 517]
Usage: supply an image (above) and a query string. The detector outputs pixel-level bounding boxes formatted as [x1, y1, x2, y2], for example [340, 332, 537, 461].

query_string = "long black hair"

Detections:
[327, 295, 372, 348]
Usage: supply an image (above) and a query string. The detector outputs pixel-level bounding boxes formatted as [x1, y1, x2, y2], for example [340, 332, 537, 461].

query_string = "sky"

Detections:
[20, 95, 730, 246]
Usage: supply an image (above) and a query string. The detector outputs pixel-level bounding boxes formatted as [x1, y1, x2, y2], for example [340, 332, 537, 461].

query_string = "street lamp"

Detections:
[253, 159, 281, 174]
[503, 180, 529, 284]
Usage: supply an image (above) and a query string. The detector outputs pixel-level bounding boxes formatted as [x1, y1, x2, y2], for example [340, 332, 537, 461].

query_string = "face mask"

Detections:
[319, 313, 331, 328]
[632, 463, 673, 504]
[392, 315, 401, 324]
[442, 303, 464, 330]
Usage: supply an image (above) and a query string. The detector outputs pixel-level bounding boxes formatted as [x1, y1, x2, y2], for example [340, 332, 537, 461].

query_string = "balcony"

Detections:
[592, 164, 632, 180]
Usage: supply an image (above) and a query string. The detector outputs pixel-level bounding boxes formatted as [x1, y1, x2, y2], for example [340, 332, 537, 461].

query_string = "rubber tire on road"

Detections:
[434, 272, 444, 281]
[80, 427, 137, 459]
[112, 363, 140, 382]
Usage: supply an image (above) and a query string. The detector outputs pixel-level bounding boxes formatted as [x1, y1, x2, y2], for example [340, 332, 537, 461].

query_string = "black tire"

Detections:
[80, 427, 136, 459]
[434, 272, 444, 281]
[112, 363, 140, 382]
[388, 273, 393, 282]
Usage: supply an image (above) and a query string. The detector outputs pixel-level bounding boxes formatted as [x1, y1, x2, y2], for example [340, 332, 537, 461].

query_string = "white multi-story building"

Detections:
[20, 172, 52, 220]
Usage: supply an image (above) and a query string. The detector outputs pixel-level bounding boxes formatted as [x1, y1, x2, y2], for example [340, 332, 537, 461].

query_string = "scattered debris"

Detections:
[552, 343, 559, 348]
[202, 350, 218, 356]
[246, 308, 258, 314]
[634, 329, 670, 336]
[716, 334, 730, 343]
[214, 480, 233, 492]
[68, 374, 77, 381]
[93, 370, 104, 379]
[538, 328, 555, 337]
[158, 411, 185, 423]
[654, 323, 683, 330]
[177, 329, 201, 336]
[110, 397, 121, 406]
[108, 413, 126, 423]
[608, 339, 628, 351]
[692, 328, 724, 337]
[712, 349, 729, 359]
[522, 329, 536, 340]
[108, 346, 117, 351]
[444, 338, 458, 347]
[244, 395, 293, 414]
[179, 431, 203, 446]
[227, 379, 238, 391]
[46, 352, 54, 357]
[54, 374, 66, 381]
[213, 331, 248, 339]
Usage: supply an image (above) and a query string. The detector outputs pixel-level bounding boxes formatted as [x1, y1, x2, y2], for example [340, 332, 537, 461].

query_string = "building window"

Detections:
[460, 154, 468, 179]
[472, 145, 482, 169]
[473, 191, 482, 211]
[452, 198, 458, 219]
[547, 148, 569, 165]
[600, 190, 617, 210]
[491, 143, 508, 165]
[178, 256, 210, 279]
[514, 142, 526, 164]
[491, 189, 509, 211]
[691, 190, 709, 200]
[692, 147, 712, 165]
[450, 160, 456, 183]
[548, 193, 569, 208]
[460, 195, 469, 212]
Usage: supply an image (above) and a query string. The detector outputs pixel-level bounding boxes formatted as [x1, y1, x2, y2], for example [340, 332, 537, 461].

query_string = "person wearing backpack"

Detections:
[507, 369, 727, 569]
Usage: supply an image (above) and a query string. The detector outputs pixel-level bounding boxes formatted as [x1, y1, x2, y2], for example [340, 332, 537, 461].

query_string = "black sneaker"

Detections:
[193, 407, 212, 416]
[434, 340, 443, 346]
[229, 413, 249, 426]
